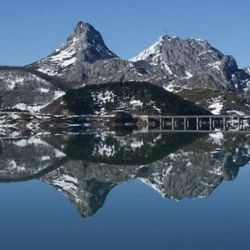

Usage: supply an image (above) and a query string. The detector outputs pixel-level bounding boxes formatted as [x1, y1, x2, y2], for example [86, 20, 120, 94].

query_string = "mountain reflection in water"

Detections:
[0, 131, 249, 217]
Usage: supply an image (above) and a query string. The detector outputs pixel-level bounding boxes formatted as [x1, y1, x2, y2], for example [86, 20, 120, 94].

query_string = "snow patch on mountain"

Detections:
[130, 100, 143, 106]
[184, 71, 193, 79]
[208, 97, 223, 115]
[12, 90, 65, 113]
[209, 132, 224, 145]
[207, 61, 222, 71]
[244, 67, 250, 76]
[130, 36, 167, 62]
[37, 37, 78, 76]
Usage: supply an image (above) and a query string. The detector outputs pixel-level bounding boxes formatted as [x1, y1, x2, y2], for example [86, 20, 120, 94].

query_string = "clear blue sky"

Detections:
[0, 0, 249, 68]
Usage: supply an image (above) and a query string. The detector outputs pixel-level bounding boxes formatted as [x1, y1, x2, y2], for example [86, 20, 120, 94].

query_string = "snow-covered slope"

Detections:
[140, 133, 250, 199]
[0, 68, 64, 112]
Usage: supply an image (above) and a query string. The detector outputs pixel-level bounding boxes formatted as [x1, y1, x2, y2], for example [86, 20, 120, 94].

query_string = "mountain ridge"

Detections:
[0, 21, 250, 115]
[31, 21, 250, 95]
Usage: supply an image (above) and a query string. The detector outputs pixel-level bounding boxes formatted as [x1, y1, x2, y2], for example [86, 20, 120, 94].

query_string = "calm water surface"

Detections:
[0, 132, 250, 250]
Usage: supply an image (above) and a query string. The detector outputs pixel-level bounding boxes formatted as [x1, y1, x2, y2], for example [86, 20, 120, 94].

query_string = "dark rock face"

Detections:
[63, 58, 144, 84]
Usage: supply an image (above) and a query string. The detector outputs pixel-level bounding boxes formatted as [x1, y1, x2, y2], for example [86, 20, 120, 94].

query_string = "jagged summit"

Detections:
[129, 34, 250, 92]
[73, 21, 93, 36]
[29, 21, 117, 76]
[130, 34, 224, 73]
[62, 21, 115, 56]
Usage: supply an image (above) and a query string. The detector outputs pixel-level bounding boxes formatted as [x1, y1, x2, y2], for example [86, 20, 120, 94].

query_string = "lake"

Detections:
[0, 131, 250, 250]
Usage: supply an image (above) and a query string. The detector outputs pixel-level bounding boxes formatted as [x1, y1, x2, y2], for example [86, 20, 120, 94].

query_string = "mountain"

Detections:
[30, 22, 250, 93]
[129, 36, 250, 115]
[29, 22, 117, 78]
[28, 22, 250, 115]
[130, 35, 250, 92]
[0, 21, 250, 115]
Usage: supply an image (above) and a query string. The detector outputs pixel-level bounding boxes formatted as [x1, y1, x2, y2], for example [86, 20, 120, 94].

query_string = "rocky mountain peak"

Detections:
[73, 21, 93, 36]
[129, 34, 247, 91]
[130, 35, 223, 67]
[65, 21, 113, 53]
[29, 21, 117, 76]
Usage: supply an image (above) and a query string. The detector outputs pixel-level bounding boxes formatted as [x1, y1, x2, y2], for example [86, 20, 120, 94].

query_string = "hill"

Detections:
[42, 81, 210, 116]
